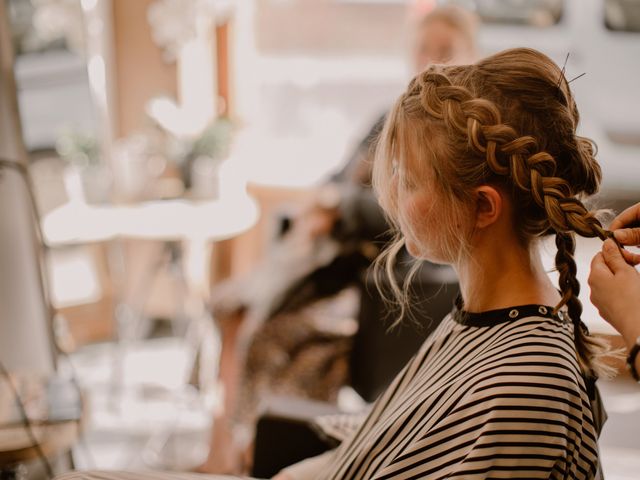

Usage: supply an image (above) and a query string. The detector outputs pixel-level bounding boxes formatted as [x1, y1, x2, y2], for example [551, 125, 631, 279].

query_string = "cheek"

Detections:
[398, 192, 439, 257]
[399, 191, 469, 264]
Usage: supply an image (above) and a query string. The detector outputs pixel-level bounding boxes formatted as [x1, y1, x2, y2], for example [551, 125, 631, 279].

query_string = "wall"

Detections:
[112, 0, 178, 138]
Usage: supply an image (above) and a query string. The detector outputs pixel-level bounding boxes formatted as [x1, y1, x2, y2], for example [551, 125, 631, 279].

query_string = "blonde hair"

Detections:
[418, 5, 479, 54]
[373, 48, 615, 378]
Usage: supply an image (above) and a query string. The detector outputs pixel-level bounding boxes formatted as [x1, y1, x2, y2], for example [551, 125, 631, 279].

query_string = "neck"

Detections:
[456, 238, 560, 313]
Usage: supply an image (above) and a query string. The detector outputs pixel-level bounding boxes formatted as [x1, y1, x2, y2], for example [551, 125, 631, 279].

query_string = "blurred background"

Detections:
[1, 0, 639, 479]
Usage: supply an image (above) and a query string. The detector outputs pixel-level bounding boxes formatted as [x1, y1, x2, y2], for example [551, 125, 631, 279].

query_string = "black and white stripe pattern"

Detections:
[55, 472, 245, 480]
[315, 306, 601, 479]
[314, 412, 369, 445]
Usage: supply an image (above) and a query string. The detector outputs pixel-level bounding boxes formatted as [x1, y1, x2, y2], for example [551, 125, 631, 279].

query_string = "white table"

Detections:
[43, 194, 259, 297]
[42, 194, 260, 403]
[42, 195, 259, 246]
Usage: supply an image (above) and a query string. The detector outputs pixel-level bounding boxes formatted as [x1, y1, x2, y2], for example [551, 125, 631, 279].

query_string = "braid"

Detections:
[555, 233, 616, 378]
[555, 232, 580, 313]
[413, 67, 614, 377]
[555, 233, 587, 368]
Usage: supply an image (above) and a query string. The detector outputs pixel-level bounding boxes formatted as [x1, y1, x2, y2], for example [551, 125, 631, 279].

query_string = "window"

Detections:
[236, 0, 409, 187]
[7, 0, 73, 55]
[7, 0, 94, 151]
[605, 0, 640, 32]
[443, 0, 564, 27]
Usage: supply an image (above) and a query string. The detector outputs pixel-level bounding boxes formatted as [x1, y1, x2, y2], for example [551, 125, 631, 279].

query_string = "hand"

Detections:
[610, 202, 640, 265]
[272, 473, 292, 480]
[589, 239, 640, 347]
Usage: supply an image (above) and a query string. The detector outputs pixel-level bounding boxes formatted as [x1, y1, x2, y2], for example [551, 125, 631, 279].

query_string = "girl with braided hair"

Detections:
[276, 47, 614, 480]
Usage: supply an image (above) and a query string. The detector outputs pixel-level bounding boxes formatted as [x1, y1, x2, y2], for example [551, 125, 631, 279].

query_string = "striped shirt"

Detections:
[292, 303, 603, 479]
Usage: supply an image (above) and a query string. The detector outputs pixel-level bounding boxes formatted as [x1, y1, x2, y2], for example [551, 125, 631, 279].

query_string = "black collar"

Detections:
[452, 296, 565, 327]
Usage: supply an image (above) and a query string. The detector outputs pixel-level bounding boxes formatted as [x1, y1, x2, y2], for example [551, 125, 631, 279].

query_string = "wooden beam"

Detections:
[111, 0, 178, 138]
[215, 21, 231, 115]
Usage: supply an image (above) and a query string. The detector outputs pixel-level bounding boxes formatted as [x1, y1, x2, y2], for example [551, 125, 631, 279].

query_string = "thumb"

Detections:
[614, 228, 640, 247]
[602, 239, 629, 274]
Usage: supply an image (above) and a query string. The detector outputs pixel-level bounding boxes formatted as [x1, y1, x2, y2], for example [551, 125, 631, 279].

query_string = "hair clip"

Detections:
[567, 72, 586, 84]
[556, 52, 570, 91]
[554, 52, 571, 102]
[555, 52, 587, 88]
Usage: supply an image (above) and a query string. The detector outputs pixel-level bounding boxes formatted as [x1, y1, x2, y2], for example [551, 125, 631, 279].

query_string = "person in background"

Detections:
[198, 5, 479, 474]
[588, 202, 640, 381]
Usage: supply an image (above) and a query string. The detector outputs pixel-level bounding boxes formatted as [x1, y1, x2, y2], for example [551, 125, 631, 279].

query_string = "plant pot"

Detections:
[190, 155, 222, 200]
[63, 165, 112, 204]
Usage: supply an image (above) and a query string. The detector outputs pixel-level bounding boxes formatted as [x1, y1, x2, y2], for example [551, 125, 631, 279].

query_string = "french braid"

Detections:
[375, 48, 615, 377]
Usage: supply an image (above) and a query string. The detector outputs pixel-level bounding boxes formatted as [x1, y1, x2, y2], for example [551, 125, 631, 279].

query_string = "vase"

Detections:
[190, 155, 222, 200]
[63, 165, 112, 204]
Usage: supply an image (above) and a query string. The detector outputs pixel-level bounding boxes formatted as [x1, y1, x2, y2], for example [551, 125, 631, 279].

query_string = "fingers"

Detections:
[621, 246, 640, 266]
[614, 228, 640, 247]
[589, 251, 613, 282]
[612, 230, 640, 264]
[588, 252, 613, 308]
[610, 202, 640, 230]
[602, 238, 634, 273]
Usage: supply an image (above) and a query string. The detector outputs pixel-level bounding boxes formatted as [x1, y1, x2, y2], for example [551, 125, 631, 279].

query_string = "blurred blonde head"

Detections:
[412, 5, 479, 72]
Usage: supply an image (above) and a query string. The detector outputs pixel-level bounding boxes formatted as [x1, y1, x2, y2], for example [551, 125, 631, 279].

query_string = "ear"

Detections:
[474, 185, 503, 229]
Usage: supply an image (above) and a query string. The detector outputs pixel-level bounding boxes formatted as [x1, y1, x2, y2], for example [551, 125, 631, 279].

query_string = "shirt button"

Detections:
[509, 309, 519, 319]
[538, 306, 548, 315]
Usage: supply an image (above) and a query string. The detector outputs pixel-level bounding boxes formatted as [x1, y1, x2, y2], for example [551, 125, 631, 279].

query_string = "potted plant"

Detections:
[168, 117, 233, 200]
[56, 129, 111, 204]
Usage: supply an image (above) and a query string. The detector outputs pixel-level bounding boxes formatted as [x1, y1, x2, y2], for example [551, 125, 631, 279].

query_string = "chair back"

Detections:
[350, 261, 458, 403]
